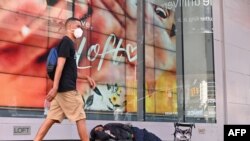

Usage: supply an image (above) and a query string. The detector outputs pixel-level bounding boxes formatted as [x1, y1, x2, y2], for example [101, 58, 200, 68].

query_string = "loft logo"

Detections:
[13, 126, 31, 135]
[228, 129, 246, 136]
[224, 125, 250, 140]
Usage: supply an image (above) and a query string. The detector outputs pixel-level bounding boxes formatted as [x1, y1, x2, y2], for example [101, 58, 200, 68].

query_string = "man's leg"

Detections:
[143, 129, 162, 141]
[34, 118, 56, 141]
[76, 119, 89, 141]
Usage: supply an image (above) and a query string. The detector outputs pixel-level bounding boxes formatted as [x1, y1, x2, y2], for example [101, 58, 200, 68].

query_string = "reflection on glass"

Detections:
[183, 1, 215, 122]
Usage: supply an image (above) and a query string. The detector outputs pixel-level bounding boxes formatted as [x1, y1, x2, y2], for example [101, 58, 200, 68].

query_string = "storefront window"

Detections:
[143, 0, 215, 123]
[0, 0, 215, 123]
[182, 0, 215, 123]
[144, 1, 178, 121]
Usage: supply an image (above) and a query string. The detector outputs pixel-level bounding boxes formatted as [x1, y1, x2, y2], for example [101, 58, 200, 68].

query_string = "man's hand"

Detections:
[46, 87, 58, 102]
[104, 130, 116, 138]
[87, 76, 96, 89]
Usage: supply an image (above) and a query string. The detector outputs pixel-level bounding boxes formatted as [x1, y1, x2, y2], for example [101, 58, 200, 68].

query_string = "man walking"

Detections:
[34, 17, 96, 141]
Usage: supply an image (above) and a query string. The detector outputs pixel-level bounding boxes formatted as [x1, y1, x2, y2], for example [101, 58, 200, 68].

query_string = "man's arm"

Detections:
[82, 74, 96, 89]
[106, 123, 134, 134]
[53, 57, 66, 89]
[46, 57, 66, 101]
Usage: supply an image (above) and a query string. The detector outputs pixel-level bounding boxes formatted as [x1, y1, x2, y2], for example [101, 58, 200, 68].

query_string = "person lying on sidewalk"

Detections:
[90, 123, 162, 141]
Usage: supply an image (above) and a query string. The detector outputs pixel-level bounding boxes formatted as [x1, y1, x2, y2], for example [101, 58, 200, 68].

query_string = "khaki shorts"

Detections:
[47, 90, 86, 123]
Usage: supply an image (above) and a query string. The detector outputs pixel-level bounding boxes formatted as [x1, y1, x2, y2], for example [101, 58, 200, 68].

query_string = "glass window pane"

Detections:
[144, 1, 178, 122]
[182, 1, 215, 123]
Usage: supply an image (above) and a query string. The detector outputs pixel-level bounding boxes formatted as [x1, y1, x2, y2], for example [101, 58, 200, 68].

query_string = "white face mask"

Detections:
[73, 28, 83, 38]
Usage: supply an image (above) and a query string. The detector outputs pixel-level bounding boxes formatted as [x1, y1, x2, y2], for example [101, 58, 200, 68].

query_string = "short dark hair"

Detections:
[65, 17, 81, 27]
[94, 124, 103, 129]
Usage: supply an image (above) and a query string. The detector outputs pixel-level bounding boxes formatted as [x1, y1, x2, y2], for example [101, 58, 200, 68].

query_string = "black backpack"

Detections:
[46, 47, 58, 80]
